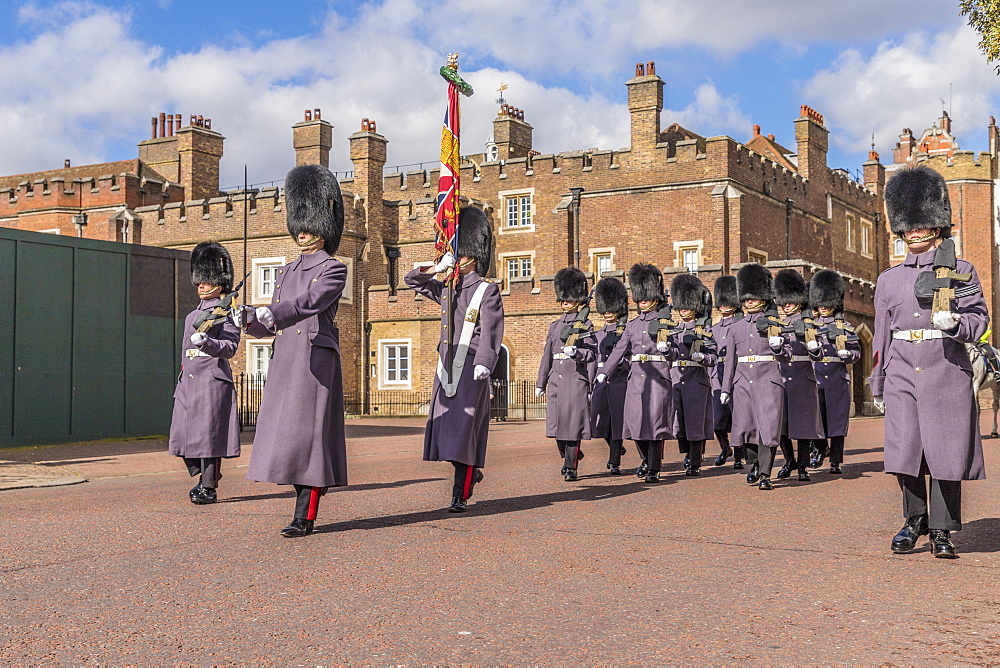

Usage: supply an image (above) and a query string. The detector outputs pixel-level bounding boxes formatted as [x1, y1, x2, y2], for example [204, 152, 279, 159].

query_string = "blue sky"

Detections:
[0, 0, 994, 188]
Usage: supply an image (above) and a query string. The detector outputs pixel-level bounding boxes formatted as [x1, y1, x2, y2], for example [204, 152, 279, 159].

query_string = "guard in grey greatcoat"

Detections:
[537, 267, 596, 481]
[599, 263, 678, 483]
[405, 207, 504, 512]
[720, 264, 791, 490]
[774, 269, 824, 483]
[710, 276, 743, 467]
[243, 164, 348, 538]
[871, 165, 990, 558]
[669, 274, 717, 476]
[808, 270, 861, 474]
[589, 277, 630, 475]
[168, 241, 241, 505]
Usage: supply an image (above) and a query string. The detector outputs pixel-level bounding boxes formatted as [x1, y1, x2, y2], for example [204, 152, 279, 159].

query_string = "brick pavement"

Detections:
[2, 416, 1000, 664]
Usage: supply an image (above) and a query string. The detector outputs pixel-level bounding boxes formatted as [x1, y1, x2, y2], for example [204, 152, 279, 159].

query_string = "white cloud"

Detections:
[802, 24, 1000, 160]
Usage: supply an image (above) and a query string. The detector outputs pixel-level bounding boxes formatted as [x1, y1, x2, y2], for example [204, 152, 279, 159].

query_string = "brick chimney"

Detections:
[493, 105, 533, 159]
[893, 128, 916, 164]
[627, 61, 663, 151]
[138, 112, 184, 182]
[863, 149, 885, 199]
[176, 117, 224, 201]
[939, 110, 952, 135]
[349, 118, 388, 216]
[293, 109, 333, 167]
[794, 105, 828, 179]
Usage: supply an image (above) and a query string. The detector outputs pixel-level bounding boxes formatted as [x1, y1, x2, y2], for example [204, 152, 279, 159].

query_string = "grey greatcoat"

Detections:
[246, 250, 348, 488]
[602, 310, 678, 440]
[590, 323, 628, 440]
[670, 321, 717, 441]
[721, 313, 792, 448]
[405, 269, 504, 468]
[710, 315, 739, 432]
[168, 298, 242, 459]
[869, 248, 990, 481]
[778, 311, 824, 440]
[813, 315, 861, 437]
[537, 313, 596, 440]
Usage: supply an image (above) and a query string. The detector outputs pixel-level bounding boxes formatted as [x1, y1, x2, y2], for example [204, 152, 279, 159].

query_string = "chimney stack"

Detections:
[794, 105, 828, 179]
[293, 108, 334, 167]
[627, 61, 663, 152]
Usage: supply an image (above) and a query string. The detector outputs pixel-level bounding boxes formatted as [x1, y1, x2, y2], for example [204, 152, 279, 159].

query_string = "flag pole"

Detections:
[437, 54, 474, 384]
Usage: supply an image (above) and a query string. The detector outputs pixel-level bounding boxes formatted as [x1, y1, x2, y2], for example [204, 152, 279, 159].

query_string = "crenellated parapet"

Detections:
[920, 150, 994, 180]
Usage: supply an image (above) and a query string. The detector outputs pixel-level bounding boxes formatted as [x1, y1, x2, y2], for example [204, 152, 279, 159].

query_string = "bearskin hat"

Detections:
[884, 164, 952, 237]
[285, 164, 344, 254]
[190, 241, 233, 292]
[671, 273, 712, 316]
[628, 263, 664, 303]
[594, 277, 629, 318]
[713, 275, 740, 309]
[774, 268, 809, 307]
[809, 269, 845, 311]
[737, 263, 773, 303]
[454, 206, 494, 275]
[554, 267, 589, 303]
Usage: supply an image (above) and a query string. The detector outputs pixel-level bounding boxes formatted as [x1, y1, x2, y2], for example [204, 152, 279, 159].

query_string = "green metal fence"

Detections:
[0, 228, 194, 447]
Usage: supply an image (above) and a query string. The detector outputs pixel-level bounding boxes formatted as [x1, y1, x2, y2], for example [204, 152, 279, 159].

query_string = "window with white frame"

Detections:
[506, 255, 533, 280]
[247, 341, 272, 378]
[747, 248, 768, 264]
[596, 253, 613, 276]
[339, 256, 355, 305]
[500, 190, 533, 230]
[253, 257, 286, 304]
[846, 215, 855, 251]
[673, 240, 703, 273]
[380, 340, 411, 387]
[860, 220, 872, 257]
[894, 237, 906, 256]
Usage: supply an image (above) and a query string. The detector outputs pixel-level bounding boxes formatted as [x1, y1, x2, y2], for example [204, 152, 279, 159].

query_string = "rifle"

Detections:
[783, 307, 820, 344]
[829, 312, 859, 350]
[560, 305, 593, 347]
[647, 302, 681, 344]
[913, 238, 971, 315]
[192, 271, 251, 333]
[686, 314, 715, 355]
[755, 304, 786, 339]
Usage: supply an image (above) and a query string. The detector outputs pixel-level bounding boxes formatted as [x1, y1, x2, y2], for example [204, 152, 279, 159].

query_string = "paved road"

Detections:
[2, 416, 1000, 664]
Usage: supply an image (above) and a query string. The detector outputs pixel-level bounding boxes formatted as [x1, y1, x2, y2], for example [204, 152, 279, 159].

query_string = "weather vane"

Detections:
[496, 83, 508, 110]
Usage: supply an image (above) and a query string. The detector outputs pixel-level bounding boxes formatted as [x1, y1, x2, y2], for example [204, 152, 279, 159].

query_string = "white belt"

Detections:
[672, 360, 704, 368]
[818, 356, 843, 363]
[631, 354, 668, 362]
[788, 355, 812, 363]
[552, 353, 571, 360]
[893, 329, 943, 342]
[185, 349, 211, 359]
[737, 355, 774, 363]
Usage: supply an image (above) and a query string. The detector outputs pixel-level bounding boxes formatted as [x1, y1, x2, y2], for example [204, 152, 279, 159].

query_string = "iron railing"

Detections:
[235, 375, 545, 429]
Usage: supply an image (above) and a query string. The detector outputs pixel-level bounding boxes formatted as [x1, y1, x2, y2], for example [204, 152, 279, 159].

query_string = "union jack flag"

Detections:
[435, 81, 461, 278]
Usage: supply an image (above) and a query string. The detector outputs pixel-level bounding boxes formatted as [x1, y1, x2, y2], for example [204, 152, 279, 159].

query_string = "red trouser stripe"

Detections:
[462, 466, 474, 499]
[306, 487, 321, 521]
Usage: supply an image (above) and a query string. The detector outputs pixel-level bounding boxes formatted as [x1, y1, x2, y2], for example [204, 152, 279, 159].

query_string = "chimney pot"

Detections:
[167, 114, 174, 136]
[646, 61, 655, 76]
[158, 112, 166, 138]
[753, 124, 760, 137]
[305, 110, 312, 121]
[64, 159, 71, 168]
[635, 63, 645, 77]
[150, 117, 157, 139]
[767, 133, 775, 141]
[314, 108, 321, 120]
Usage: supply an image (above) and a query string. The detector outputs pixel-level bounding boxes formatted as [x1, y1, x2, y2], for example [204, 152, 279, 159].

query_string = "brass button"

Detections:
[277, 330, 283, 335]
[915, 367, 922, 372]
[312, 278, 317, 283]
[296, 330, 301, 334]
[279, 270, 283, 274]
[749, 380, 754, 384]
[276, 284, 280, 289]
[189, 373, 193, 378]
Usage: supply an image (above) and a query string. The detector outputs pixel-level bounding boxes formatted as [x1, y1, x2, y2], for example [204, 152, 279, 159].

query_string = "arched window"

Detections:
[893, 238, 906, 257]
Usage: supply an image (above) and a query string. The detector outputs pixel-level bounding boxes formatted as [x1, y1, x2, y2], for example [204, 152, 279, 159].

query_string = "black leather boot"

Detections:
[636, 463, 648, 478]
[189, 484, 203, 503]
[746, 463, 760, 485]
[777, 461, 794, 479]
[829, 463, 842, 474]
[891, 514, 929, 553]
[448, 497, 467, 513]
[191, 486, 217, 504]
[757, 475, 773, 490]
[644, 470, 660, 483]
[564, 469, 578, 482]
[930, 529, 958, 559]
[280, 518, 315, 537]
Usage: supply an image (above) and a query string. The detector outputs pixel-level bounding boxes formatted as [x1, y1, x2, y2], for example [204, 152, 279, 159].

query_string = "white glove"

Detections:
[806, 339, 820, 352]
[190, 332, 208, 346]
[768, 335, 783, 350]
[562, 345, 577, 358]
[255, 306, 275, 329]
[837, 349, 851, 359]
[691, 351, 705, 362]
[873, 396, 885, 414]
[656, 340, 669, 353]
[535, 387, 544, 397]
[473, 364, 490, 381]
[719, 392, 730, 405]
[596, 374, 607, 384]
[932, 310, 960, 332]
[233, 305, 254, 327]
[433, 252, 456, 274]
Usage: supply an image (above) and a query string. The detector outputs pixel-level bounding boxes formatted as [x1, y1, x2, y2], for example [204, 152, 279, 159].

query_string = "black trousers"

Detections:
[451, 462, 482, 500]
[779, 437, 812, 472]
[715, 429, 731, 453]
[746, 443, 776, 476]
[605, 439, 625, 466]
[183, 457, 221, 489]
[557, 440, 582, 471]
[292, 485, 325, 521]
[679, 438, 705, 468]
[897, 474, 962, 531]
[635, 440, 664, 472]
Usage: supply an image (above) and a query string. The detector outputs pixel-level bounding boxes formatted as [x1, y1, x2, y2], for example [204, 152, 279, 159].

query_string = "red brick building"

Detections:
[11, 62, 996, 419]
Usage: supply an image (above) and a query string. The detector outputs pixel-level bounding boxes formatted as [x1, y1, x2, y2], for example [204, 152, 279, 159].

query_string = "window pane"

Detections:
[506, 198, 518, 227]
[520, 195, 531, 226]
[507, 259, 518, 280]
[894, 238, 905, 255]
[596, 254, 611, 275]
[521, 257, 531, 276]
[683, 249, 698, 272]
